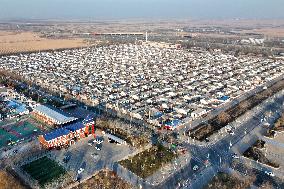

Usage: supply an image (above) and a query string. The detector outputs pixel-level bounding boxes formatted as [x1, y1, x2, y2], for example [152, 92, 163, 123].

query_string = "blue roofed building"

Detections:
[6, 100, 29, 117]
[164, 119, 181, 130]
[39, 121, 89, 149]
[218, 95, 230, 101]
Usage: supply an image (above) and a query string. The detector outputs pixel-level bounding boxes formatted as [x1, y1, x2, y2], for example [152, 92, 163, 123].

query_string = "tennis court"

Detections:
[0, 120, 41, 148]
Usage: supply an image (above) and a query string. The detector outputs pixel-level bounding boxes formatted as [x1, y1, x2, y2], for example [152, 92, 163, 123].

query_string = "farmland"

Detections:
[0, 31, 88, 55]
[22, 156, 66, 186]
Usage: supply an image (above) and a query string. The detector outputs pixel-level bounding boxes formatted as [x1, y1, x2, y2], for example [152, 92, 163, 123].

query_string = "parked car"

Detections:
[232, 153, 239, 159]
[228, 130, 235, 135]
[91, 153, 100, 161]
[13, 149, 18, 154]
[63, 154, 71, 163]
[77, 162, 86, 174]
[192, 165, 199, 171]
[95, 144, 102, 151]
[88, 139, 95, 146]
[77, 168, 84, 174]
[264, 171, 275, 177]
[95, 137, 104, 144]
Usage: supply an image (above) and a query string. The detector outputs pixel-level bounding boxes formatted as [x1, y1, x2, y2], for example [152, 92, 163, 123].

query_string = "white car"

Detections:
[228, 130, 235, 135]
[91, 153, 100, 161]
[77, 168, 84, 174]
[95, 145, 101, 151]
[265, 171, 275, 177]
[96, 139, 104, 144]
[192, 165, 199, 171]
[232, 154, 239, 159]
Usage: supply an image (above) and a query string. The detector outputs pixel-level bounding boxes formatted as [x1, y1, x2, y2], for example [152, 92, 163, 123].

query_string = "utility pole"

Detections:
[145, 31, 148, 42]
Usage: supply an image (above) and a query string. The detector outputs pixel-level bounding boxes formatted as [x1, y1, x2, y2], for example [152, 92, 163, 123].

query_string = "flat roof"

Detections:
[34, 105, 77, 124]
[105, 133, 126, 144]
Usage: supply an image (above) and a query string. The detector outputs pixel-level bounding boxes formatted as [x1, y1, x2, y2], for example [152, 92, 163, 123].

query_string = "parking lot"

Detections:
[50, 133, 135, 181]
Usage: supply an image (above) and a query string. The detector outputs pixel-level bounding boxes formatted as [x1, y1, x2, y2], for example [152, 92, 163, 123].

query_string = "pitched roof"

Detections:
[105, 133, 126, 144]
[34, 105, 77, 124]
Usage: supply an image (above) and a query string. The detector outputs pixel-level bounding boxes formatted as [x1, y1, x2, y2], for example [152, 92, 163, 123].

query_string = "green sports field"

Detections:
[22, 156, 66, 186]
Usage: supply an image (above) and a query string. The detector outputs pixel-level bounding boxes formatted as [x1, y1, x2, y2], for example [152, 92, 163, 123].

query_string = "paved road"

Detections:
[156, 89, 284, 189]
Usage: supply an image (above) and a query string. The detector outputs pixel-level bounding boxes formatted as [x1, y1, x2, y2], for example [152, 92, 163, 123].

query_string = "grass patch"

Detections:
[22, 156, 66, 187]
[119, 144, 177, 179]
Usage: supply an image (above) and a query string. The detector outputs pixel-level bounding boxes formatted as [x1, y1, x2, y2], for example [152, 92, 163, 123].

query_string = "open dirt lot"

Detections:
[0, 31, 88, 55]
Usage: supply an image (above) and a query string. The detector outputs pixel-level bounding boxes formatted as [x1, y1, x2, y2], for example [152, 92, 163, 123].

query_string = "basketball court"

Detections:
[0, 119, 42, 148]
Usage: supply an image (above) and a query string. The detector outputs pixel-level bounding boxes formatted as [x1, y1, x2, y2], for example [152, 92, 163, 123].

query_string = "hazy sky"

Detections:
[0, 0, 284, 20]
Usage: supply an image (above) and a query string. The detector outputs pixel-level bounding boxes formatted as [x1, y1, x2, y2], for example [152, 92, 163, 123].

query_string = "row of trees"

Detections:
[74, 169, 133, 189]
[96, 118, 150, 147]
[205, 172, 254, 189]
[0, 69, 65, 107]
[181, 39, 283, 57]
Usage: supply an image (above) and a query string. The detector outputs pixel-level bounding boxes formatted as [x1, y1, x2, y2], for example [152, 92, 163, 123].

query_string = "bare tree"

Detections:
[216, 112, 231, 125]
[239, 101, 251, 110]
[260, 181, 274, 189]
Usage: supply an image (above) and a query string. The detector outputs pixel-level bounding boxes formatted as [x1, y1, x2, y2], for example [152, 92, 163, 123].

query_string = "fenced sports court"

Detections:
[22, 156, 66, 186]
[0, 120, 41, 148]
